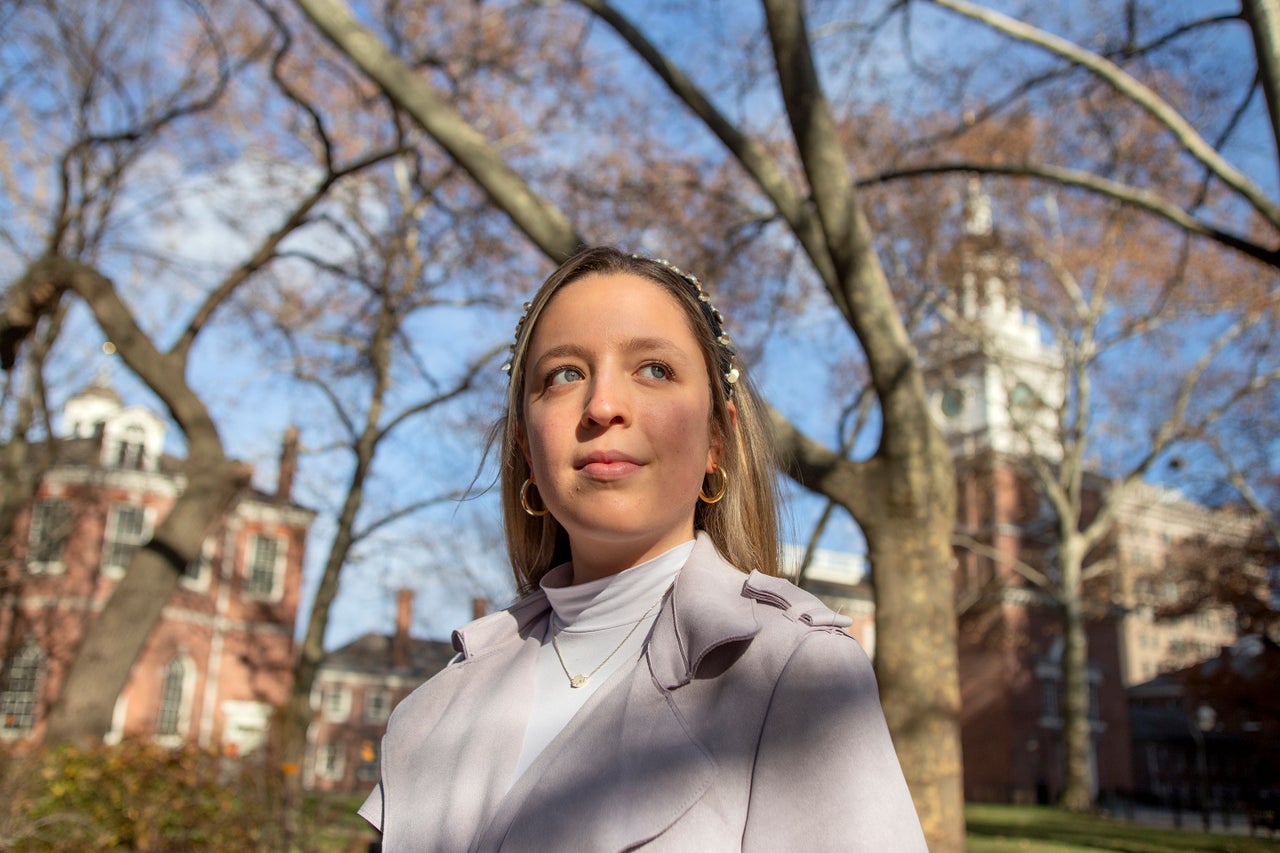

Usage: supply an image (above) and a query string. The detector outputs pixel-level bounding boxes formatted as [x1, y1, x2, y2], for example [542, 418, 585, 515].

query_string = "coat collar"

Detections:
[647, 533, 761, 690]
[451, 587, 550, 659]
[451, 533, 762, 690]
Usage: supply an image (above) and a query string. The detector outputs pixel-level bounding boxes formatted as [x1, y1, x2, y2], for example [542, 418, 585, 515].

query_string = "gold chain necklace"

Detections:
[551, 595, 664, 689]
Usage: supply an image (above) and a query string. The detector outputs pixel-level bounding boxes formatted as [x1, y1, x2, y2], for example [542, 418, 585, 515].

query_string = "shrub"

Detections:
[0, 738, 291, 852]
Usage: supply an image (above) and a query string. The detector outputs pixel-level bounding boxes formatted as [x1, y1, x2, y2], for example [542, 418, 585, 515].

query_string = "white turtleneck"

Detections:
[509, 539, 693, 784]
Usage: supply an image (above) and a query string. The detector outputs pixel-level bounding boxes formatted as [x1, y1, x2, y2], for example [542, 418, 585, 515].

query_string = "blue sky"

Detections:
[5, 0, 1277, 647]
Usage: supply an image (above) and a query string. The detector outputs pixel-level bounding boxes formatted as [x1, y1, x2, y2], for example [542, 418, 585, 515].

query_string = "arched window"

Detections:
[1, 645, 45, 734]
[155, 657, 188, 737]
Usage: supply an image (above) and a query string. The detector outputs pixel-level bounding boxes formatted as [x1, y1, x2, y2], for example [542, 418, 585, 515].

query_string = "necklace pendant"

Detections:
[569, 674, 589, 688]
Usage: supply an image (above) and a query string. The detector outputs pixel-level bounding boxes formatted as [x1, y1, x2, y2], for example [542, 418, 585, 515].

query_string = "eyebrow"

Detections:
[530, 336, 688, 367]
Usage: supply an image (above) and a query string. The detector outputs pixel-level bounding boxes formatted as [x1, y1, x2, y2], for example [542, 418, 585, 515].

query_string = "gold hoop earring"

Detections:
[699, 465, 728, 504]
[520, 478, 550, 517]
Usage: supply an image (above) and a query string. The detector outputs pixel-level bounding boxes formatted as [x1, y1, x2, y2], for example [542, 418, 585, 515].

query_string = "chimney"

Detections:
[472, 597, 489, 620]
[391, 589, 413, 669]
[276, 426, 299, 501]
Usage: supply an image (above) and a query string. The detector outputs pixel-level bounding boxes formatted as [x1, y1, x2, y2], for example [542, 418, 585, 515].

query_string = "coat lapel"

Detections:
[379, 599, 548, 851]
[474, 658, 715, 852]
[476, 536, 759, 852]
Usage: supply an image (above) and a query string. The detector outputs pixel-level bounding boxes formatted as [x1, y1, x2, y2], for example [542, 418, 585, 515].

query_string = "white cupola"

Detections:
[62, 372, 168, 471]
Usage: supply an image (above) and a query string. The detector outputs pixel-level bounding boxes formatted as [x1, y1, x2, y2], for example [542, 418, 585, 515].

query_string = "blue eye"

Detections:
[640, 362, 671, 380]
[548, 366, 585, 385]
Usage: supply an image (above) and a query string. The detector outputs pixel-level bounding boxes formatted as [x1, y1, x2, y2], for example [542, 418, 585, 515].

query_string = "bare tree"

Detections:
[926, 174, 1279, 808]
[0, 0, 403, 742]
[291, 0, 965, 846]
[256, 156, 508, 829]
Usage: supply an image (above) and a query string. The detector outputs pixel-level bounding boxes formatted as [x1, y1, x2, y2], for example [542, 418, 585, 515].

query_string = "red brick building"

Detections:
[0, 381, 314, 754]
[305, 590, 455, 792]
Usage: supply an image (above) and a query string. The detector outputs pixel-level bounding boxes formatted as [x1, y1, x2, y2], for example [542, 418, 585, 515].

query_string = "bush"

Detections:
[0, 739, 293, 852]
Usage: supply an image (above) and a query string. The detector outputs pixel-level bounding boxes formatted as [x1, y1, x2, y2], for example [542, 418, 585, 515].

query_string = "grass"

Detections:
[965, 804, 1280, 853]
[305, 797, 1280, 852]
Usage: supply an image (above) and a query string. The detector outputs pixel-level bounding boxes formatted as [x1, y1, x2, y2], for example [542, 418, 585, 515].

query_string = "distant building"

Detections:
[783, 545, 876, 658]
[305, 590, 456, 792]
[1112, 484, 1247, 686]
[823, 179, 1246, 804]
[0, 380, 313, 754]
[1128, 635, 1279, 813]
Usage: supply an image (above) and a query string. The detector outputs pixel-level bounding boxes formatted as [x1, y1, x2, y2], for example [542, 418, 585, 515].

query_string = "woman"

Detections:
[360, 247, 926, 851]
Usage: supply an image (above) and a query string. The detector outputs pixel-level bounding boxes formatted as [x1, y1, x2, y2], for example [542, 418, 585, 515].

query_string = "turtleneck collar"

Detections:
[539, 539, 694, 633]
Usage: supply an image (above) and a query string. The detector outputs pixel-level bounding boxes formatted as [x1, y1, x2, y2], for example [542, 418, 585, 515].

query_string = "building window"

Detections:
[245, 535, 285, 600]
[1039, 677, 1060, 726]
[1010, 381, 1036, 413]
[323, 686, 351, 723]
[365, 689, 391, 724]
[27, 498, 72, 569]
[104, 504, 147, 575]
[318, 743, 345, 780]
[114, 424, 147, 470]
[155, 657, 188, 737]
[940, 386, 966, 418]
[1, 645, 44, 735]
[182, 538, 215, 589]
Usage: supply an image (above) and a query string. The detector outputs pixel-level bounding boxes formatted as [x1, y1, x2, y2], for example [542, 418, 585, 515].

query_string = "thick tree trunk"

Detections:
[866, 505, 965, 851]
[1057, 539, 1093, 811]
[772, 410, 964, 851]
[43, 456, 249, 742]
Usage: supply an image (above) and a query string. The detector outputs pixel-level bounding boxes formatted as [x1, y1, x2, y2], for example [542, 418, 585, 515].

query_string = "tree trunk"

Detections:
[773, 411, 964, 851]
[866, 505, 965, 851]
[278, 453, 372, 833]
[43, 455, 249, 742]
[1057, 539, 1093, 811]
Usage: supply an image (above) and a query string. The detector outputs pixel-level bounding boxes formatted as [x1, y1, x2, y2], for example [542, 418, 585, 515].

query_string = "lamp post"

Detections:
[1192, 704, 1216, 831]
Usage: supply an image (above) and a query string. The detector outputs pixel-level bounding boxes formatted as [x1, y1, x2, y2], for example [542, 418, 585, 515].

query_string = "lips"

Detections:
[577, 451, 643, 480]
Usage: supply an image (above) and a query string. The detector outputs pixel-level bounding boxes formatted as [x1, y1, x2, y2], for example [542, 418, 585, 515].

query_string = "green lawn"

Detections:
[965, 804, 1280, 853]
[306, 798, 1280, 853]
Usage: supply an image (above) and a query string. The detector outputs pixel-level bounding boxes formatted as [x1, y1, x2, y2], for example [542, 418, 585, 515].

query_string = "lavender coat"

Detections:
[360, 535, 927, 851]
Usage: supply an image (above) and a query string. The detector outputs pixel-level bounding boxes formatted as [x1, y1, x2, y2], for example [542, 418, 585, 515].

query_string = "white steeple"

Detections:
[922, 178, 1064, 461]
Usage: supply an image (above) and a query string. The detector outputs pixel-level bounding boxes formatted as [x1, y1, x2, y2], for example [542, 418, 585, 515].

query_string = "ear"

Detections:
[707, 400, 738, 473]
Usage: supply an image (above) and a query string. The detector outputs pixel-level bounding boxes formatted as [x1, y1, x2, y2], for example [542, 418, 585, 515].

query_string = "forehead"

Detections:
[529, 272, 702, 351]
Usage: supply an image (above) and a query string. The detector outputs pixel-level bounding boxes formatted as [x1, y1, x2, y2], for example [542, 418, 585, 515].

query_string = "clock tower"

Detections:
[920, 178, 1064, 462]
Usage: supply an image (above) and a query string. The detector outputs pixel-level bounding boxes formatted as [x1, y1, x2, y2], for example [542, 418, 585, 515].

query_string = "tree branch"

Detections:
[926, 0, 1280, 229]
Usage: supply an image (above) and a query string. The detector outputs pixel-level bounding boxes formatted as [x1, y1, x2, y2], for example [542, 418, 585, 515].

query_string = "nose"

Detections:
[581, 371, 629, 428]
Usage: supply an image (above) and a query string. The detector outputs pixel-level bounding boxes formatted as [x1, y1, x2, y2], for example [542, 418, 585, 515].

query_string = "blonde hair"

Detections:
[499, 246, 780, 594]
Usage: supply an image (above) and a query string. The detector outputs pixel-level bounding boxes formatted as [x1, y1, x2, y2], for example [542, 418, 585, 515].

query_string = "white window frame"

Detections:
[0, 644, 45, 738]
[317, 743, 345, 781]
[113, 424, 148, 470]
[364, 688, 392, 724]
[244, 534, 286, 602]
[27, 498, 72, 574]
[103, 503, 151, 579]
[323, 685, 351, 723]
[181, 537, 215, 592]
[154, 655, 194, 744]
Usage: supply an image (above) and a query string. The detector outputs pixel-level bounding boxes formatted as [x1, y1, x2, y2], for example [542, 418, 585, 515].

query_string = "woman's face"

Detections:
[520, 273, 719, 578]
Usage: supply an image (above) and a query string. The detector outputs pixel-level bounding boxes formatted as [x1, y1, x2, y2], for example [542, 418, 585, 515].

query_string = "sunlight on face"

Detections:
[520, 273, 720, 580]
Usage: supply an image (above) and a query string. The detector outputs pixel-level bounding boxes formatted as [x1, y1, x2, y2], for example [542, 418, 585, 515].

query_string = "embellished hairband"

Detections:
[501, 254, 740, 398]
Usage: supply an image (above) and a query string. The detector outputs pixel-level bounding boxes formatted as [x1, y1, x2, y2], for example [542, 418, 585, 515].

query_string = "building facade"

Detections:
[0, 381, 313, 754]
[905, 181, 1239, 803]
[305, 590, 456, 793]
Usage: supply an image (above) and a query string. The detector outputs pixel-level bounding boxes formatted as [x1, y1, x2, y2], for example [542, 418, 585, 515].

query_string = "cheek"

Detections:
[521, 409, 565, 477]
[653, 402, 714, 462]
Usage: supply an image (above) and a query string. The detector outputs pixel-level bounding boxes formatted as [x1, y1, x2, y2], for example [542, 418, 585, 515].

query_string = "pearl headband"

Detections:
[501, 254, 740, 398]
